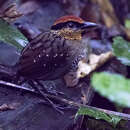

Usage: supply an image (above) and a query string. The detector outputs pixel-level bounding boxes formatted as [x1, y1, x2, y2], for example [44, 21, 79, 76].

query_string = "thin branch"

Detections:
[0, 80, 35, 92]
[0, 80, 130, 120]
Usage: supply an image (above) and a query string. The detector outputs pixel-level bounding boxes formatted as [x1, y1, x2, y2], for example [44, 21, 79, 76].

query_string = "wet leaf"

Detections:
[0, 19, 28, 50]
[91, 72, 130, 107]
[112, 36, 130, 66]
[76, 107, 122, 127]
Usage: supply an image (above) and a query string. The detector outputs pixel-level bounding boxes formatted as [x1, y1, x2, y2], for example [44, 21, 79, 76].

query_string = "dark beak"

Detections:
[81, 22, 99, 30]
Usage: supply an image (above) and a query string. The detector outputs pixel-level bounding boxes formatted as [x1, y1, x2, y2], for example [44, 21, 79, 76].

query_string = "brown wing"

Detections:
[18, 32, 68, 80]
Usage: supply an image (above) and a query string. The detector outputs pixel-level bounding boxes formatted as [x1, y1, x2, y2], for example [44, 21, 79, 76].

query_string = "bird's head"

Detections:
[51, 15, 99, 40]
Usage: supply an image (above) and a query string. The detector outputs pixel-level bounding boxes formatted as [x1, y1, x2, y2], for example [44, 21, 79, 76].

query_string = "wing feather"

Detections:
[18, 32, 68, 79]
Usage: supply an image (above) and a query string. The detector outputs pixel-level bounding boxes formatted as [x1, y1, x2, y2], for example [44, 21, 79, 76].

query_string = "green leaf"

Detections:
[76, 107, 122, 127]
[91, 72, 130, 107]
[112, 36, 130, 66]
[0, 19, 28, 50]
[125, 19, 130, 29]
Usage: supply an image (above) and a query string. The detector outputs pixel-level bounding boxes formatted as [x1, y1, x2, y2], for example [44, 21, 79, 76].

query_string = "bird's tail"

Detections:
[0, 64, 17, 81]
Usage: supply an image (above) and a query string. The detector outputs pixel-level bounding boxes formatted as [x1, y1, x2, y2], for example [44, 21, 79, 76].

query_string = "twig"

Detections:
[0, 80, 35, 92]
[0, 80, 130, 120]
[0, 80, 64, 114]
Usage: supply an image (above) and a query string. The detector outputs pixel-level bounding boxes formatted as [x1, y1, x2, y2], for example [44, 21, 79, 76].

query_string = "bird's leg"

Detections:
[28, 80, 64, 114]
[32, 80, 48, 93]
[35, 80, 65, 96]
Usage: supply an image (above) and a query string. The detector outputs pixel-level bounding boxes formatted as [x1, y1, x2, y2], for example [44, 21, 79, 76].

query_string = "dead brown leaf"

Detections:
[0, 103, 20, 111]
[0, 3, 23, 22]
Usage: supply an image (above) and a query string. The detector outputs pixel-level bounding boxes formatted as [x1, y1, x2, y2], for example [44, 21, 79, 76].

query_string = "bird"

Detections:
[16, 15, 98, 87]
[0, 15, 99, 113]
[0, 15, 99, 88]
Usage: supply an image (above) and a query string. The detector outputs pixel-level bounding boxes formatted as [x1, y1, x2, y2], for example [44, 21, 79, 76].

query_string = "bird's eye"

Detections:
[67, 22, 74, 28]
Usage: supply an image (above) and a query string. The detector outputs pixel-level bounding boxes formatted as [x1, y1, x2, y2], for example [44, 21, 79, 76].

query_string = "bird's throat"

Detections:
[62, 32, 82, 40]
[51, 30, 82, 40]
